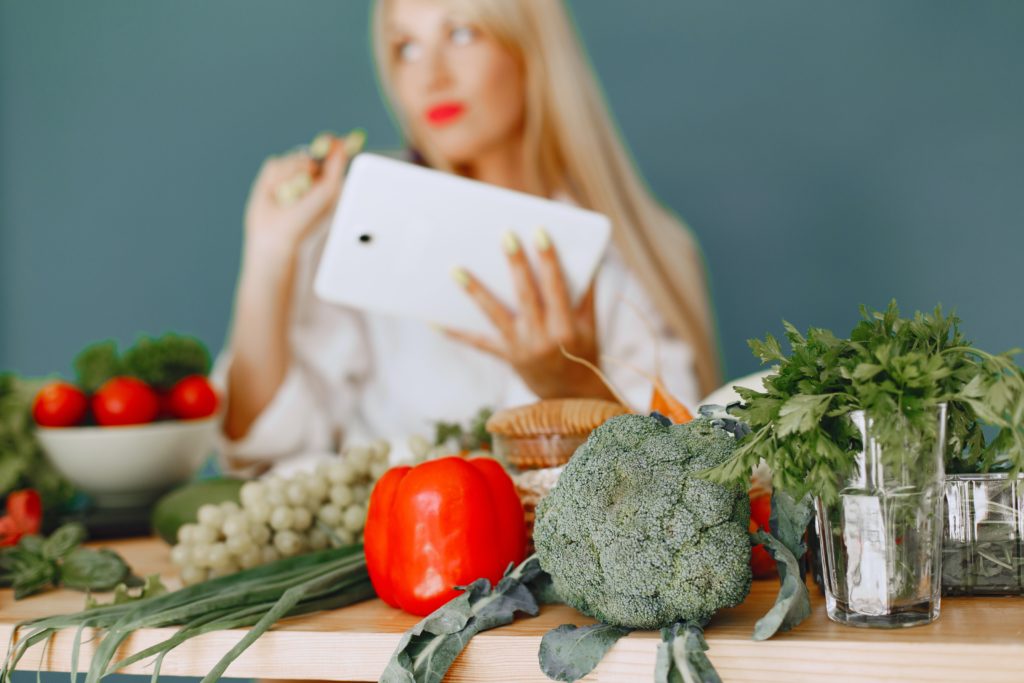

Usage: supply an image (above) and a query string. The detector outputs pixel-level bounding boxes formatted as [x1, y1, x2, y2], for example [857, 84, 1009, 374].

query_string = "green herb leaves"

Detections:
[381, 556, 544, 683]
[709, 301, 1024, 504]
[0, 523, 132, 599]
[751, 492, 814, 641]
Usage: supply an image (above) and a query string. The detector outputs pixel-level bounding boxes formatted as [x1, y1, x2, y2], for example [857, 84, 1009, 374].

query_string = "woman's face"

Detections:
[386, 0, 526, 165]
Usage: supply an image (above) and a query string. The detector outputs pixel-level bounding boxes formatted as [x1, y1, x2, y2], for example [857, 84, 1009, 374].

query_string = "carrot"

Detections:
[649, 379, 694, 424]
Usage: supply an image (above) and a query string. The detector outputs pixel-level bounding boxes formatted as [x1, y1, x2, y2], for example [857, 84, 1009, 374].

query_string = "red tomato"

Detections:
[92, 377, 159, 426]
[167, 375, 219, 420]
[32, 382, 88, 427]
[749, 488, 776, 578]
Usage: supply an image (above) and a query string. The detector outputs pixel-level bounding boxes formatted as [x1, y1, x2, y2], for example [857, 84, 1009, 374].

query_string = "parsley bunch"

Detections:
[709, 301, 1024, 504]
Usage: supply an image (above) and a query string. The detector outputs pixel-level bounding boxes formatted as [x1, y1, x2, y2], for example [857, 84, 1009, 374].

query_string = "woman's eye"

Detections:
[397, 40, 423, 63]
[449, 25, 477, 46]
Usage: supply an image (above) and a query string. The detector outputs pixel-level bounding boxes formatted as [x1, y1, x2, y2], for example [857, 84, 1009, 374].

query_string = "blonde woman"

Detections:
[218, 0, 720, 470]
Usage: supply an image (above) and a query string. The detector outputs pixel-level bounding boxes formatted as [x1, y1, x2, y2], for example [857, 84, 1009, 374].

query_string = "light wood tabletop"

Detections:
[3, 536, 1024, 682]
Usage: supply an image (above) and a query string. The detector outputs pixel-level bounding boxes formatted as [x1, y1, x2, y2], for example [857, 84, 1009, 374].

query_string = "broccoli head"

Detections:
[533, 413, 752, 629]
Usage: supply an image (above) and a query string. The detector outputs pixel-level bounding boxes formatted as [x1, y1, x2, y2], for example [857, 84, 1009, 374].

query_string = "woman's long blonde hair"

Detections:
[371, 0, 722, 396]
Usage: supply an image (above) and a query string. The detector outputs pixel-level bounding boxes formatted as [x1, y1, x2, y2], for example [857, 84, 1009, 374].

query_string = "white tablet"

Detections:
[313, 154, 612, 335]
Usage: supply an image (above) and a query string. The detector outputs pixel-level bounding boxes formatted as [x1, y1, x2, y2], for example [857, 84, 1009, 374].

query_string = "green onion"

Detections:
[1, 545, 374, 683]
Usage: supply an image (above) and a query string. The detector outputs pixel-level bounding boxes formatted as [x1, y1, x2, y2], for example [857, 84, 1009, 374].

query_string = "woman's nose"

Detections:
[422, 44, 454, 91]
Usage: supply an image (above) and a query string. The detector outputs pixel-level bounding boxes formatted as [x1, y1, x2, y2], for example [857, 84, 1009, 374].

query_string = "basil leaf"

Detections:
[17, 534, 45, 555]
[10, 552, 56, 599]
[43, 522, 88, 560]
[538, 623, 631, 682]
[59, 547, 130, 591]
[654, 622, 721, 683]
[381, 556, 544, 683]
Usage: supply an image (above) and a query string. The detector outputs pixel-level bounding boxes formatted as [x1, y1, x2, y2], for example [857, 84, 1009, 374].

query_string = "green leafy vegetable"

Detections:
[381, 556, 543, 683]
[534, 414, 752, 629]
[654, 622, 720, 683]
[750, 491, 814, 640]
[708, 301, 1024, 505]
[0, 374, 73, 508]
[433, 407, 494, 452]
[538, 623, 631, 682]
[0, 523, 132, 599]
[59, 548, 131, 592]
[73, 340, 123, 394]
[120, 333, 211, 391]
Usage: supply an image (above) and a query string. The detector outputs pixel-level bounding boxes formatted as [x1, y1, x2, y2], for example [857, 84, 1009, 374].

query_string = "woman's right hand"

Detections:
[243, 134, 353, 259]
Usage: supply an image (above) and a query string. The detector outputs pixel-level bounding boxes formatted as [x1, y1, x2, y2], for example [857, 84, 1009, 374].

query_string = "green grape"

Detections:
[181, 565, 207, 586]
[238, 546, 262, 570]
[177, 523, 199, 545]
[286, 481, 307, 507]
[240, 481, 265, 507]
[347, 447, 371, 474]
[246, 501, 272, 524]
[318, 503, 343, 527]
[193, 524, 219, 545]
[305, 476, 329, 503]
[197, 504, 226, 530]
[249, 522, 272, 545]
[226, 533, 253, 557]
[191, 543, 213, 568]
[170, 544, 191, 567]
[219, 501, 241, 516]
[273, 530, 303, 556]
[342, 503, 365, 533]
[329, 485, 354, 508]
[208, 542, 231, 570]
[269, 506, 295, 531]
[222, 512, 249, 539]
[292, 507, 313, 531]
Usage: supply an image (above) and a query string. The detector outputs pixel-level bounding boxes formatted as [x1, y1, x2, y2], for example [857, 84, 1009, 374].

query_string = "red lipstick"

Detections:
[425, 102, 465, 126]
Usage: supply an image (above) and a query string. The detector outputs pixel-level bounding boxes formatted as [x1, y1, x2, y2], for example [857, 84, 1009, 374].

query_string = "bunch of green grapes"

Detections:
[170, 440, 392, 585]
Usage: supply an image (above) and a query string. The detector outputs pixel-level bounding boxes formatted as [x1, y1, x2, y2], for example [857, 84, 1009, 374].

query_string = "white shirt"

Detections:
[213, 220, 699, 473]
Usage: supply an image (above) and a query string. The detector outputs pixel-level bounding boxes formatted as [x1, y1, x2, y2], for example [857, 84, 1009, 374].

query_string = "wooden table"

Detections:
[3, 537, 1024, 682]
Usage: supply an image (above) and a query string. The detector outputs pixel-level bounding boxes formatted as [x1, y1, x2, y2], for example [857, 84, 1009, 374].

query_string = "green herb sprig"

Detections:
[708, 301, 1024, 504]
[0, 523, 132, 599]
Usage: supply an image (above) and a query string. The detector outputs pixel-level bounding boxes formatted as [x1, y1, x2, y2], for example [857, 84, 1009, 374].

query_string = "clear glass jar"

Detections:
[815, 404, 948, 628]
[943, 473, 1024, 595]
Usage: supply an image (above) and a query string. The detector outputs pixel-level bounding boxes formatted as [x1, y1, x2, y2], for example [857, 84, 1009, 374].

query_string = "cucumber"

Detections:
[151, 478, 245, 544]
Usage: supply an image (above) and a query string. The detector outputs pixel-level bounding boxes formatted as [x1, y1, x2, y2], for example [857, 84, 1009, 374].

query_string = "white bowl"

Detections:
[36, 418, 219, 508]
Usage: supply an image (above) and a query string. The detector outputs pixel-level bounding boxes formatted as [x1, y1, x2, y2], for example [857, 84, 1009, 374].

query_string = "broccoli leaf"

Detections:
[769, 490, 814, 559]
[654, 622, 721, 683]
[380, 556, 544, 683]
[751, 530, 811, 641]
[751, 491, 813, 641]
[538, 623, 631, 682]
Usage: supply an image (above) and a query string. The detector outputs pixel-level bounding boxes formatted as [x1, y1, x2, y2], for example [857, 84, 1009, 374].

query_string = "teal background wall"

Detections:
[2, 0, 1022, 387]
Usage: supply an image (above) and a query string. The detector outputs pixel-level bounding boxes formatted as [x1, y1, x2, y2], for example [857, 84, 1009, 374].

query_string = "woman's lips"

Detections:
[425, 102, 465, 126]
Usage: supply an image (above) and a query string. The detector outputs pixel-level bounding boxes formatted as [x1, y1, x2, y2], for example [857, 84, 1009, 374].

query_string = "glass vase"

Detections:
[943, 473, 1024, 595]
[815, 404, 948, 628]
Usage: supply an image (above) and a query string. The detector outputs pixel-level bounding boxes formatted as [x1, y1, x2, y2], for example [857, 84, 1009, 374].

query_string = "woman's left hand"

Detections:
[442, 229, 615, 401]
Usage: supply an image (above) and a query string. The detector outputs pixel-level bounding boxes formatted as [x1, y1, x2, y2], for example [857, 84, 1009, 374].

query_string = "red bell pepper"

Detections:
[364, 456, 526, 616]
[0, 489, 43, 546]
